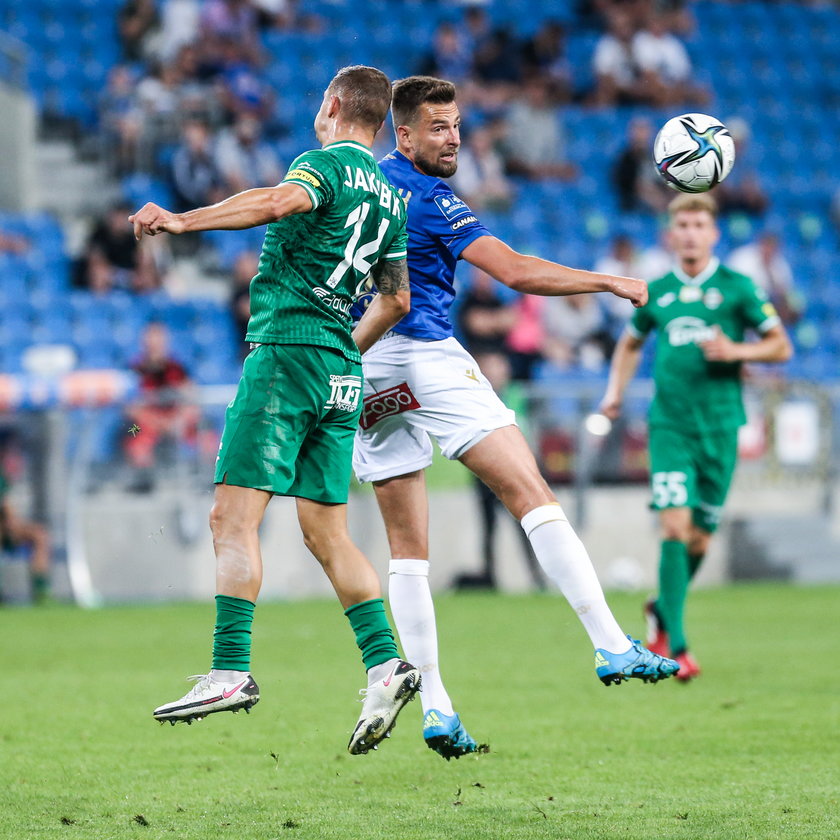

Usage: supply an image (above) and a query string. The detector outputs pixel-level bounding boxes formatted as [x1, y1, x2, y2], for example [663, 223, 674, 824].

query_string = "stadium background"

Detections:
[0, 0, 838, 606]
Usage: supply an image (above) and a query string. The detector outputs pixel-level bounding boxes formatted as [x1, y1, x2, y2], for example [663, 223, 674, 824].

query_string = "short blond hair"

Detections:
[668, 193, 718, 219]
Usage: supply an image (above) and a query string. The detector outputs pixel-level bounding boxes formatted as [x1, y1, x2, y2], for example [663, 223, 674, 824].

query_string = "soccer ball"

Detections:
[653, 113, 736, 193]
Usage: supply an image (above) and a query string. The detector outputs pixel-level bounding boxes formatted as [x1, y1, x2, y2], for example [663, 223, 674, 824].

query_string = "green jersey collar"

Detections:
[673, 257, 720, 287]
[324, 140, 375, 157]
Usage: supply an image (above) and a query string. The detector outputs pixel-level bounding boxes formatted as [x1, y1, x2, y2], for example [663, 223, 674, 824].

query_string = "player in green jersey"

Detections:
[129, 66, 421, 754]
[600, 194, 792, 679]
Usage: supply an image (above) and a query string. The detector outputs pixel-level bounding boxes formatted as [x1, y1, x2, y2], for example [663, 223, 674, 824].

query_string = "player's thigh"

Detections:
[692, 428, 739, 533]
[648, 426, 698, 511]
[408, 337, 517, 460]
[291, 355, 364, 504]
[214, 344, 320, 494]
[459, 425, 554, 519]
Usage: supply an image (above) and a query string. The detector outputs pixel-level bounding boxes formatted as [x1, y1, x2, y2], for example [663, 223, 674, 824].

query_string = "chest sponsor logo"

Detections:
[325, 375, 362, 412]
[359, 382, 421, 430]
[703, 287, 723, 309]
[451, 215, 477, 231]
[313, 286, 351, 315]
[433, 193, 470, 221]
[679, 286, 703, 303]
[665, 316, 717, 347]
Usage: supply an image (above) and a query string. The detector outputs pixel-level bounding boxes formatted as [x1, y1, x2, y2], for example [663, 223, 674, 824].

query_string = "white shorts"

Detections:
[353, 333, 517, 483]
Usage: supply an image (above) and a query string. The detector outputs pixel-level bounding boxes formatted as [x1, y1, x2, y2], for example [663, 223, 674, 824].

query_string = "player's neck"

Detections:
[319, 121, 375, 149]
[679, 255, 713, 278]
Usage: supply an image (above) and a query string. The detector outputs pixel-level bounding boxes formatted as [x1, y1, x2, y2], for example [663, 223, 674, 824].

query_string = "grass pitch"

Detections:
[3, 584, 838, 840]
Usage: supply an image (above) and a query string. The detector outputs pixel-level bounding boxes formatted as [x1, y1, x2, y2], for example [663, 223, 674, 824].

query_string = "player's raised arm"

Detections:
[599, 329, 646, 420]
[129, 183, 313, 241]
[352, 259, 411, 354]
[701, 323, 792, 363]
[460, 235, 648, 308]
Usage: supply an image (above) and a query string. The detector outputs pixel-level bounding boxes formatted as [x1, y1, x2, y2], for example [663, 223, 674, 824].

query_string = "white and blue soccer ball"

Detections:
[653, 113, 736, 193]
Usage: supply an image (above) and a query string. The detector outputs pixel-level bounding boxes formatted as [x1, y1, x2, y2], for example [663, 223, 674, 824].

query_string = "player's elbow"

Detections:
[385, 289, 411, 319]
[494, 255, 529, 291]
[777, 333, 794, 362]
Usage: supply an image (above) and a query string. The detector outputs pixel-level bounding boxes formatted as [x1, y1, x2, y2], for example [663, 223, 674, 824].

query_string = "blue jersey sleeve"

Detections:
[424, 185, 490, 259]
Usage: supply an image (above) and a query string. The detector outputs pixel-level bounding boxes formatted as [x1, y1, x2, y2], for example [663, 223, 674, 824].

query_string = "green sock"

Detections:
[688, 552, 705, 580]
[658, 540, 690, 655]
[31, 573, 50, 603]
[344, 598, 399, 670]
[212, 595, 255, 671]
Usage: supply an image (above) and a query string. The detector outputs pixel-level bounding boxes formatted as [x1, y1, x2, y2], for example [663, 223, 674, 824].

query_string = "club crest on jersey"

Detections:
[360, 382, 421, 429]
[703, 287, 723, 309]
[679, 286, 703, 303]
[434, 193, 470, 221]
[666, 316, 717, 347]
[325, 375, 362, 412]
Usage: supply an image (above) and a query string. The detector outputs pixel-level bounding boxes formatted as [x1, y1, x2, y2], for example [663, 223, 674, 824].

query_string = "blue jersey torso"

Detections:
[351, 149, 491, 340]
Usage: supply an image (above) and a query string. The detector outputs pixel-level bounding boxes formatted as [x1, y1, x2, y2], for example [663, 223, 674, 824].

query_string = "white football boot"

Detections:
[348, 659, 421, 755]
[153, 673, 260, 724]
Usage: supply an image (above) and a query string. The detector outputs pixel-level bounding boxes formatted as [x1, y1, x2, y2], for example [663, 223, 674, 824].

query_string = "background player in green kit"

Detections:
[600, 194, 792, 680]
[129, 65, 420, 755]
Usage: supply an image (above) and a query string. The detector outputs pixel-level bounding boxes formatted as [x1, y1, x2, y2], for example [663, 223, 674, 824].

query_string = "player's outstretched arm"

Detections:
[129, 183, 313, 240]
[701, 324, 793, 364]
[461, 235, 648, 307]
[352, 259, 411, 355]
[599, 330, 646, 420]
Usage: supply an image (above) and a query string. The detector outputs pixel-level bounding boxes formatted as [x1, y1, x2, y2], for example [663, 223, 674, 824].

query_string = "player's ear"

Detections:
[395, 123, 412, 150]
[327, 94, 341, 119]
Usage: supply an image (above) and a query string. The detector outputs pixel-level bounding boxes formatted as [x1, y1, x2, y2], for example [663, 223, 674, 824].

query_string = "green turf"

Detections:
[2, 584, 838, 839]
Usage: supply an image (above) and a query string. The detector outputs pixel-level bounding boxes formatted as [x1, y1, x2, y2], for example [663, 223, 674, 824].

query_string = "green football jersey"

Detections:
[245, 140, 407, 363]
[629, 258, 780, 432]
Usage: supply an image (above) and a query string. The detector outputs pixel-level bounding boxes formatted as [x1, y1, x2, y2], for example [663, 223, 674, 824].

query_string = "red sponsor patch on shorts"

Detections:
[360, 382, 420, 430]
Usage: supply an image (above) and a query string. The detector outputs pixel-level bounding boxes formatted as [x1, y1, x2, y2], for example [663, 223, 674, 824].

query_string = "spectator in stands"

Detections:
[728, 232, 802, 326]
[81, 202, 161, 294]
[99, 64, 142, 174]
[612, 116, 671, 214]
[542, 293, 614, 372]
[502, 76, 577, 181]
[0, 443, 51, 605]
[520, 20, 573, 103]
[0, 230, 30, 254]
[157, 0, 201, 61]
[591, 10, 648, 106]
[453, 268, 547, 592]
[125, 322, 198, 489]
[449, 122, 513, 211]
[170, 118, 226, 212]
[714, 117, 769, 217]
[472, 27, 522, 102]
[230, 250, 259, 358]
[118, 0, 161, 62]
[419, 22, 473, 84]
[632, 13, 709, 107]
[214, 113, 282, 194]
[199, 0, 262, 67]
[505, 294, 546, 382]
[594, 234, 647, 330]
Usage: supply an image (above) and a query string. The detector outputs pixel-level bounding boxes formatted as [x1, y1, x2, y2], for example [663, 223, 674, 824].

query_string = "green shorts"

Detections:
[648, 425, 739, 533]
[214, 343, 363, 504]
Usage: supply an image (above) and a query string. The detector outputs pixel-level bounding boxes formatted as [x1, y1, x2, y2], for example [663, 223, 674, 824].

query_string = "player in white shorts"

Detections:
[351, 76, 680, 760]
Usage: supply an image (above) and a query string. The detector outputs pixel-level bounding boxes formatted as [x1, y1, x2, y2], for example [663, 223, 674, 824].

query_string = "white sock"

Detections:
[388, 559, 454, 716]
[521, 504, 631, 654]
[210, 669, 248, 683]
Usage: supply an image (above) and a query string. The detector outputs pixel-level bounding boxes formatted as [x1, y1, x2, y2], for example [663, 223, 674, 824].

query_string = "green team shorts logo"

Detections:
[326, 375, 361, 412]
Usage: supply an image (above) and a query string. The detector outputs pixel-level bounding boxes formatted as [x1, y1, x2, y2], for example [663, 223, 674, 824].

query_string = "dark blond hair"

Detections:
[668, 193, 719, 219]
[391, 76, 457, 128]
[327, 65, 392, 131]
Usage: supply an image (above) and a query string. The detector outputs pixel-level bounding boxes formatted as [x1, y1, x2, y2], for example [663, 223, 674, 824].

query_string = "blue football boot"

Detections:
[595, 636, 680, 686]
[423, 709, 483, 760]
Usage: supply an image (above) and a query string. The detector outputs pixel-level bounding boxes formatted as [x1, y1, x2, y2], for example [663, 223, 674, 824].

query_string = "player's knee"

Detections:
[661, 522, 690, 543]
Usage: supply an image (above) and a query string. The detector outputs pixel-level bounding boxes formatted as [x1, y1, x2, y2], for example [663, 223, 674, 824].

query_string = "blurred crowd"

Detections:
[68, 0, 798, 379]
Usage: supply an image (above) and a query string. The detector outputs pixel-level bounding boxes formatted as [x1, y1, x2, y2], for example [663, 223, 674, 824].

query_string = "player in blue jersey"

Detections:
[351, 76, 680, 760]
